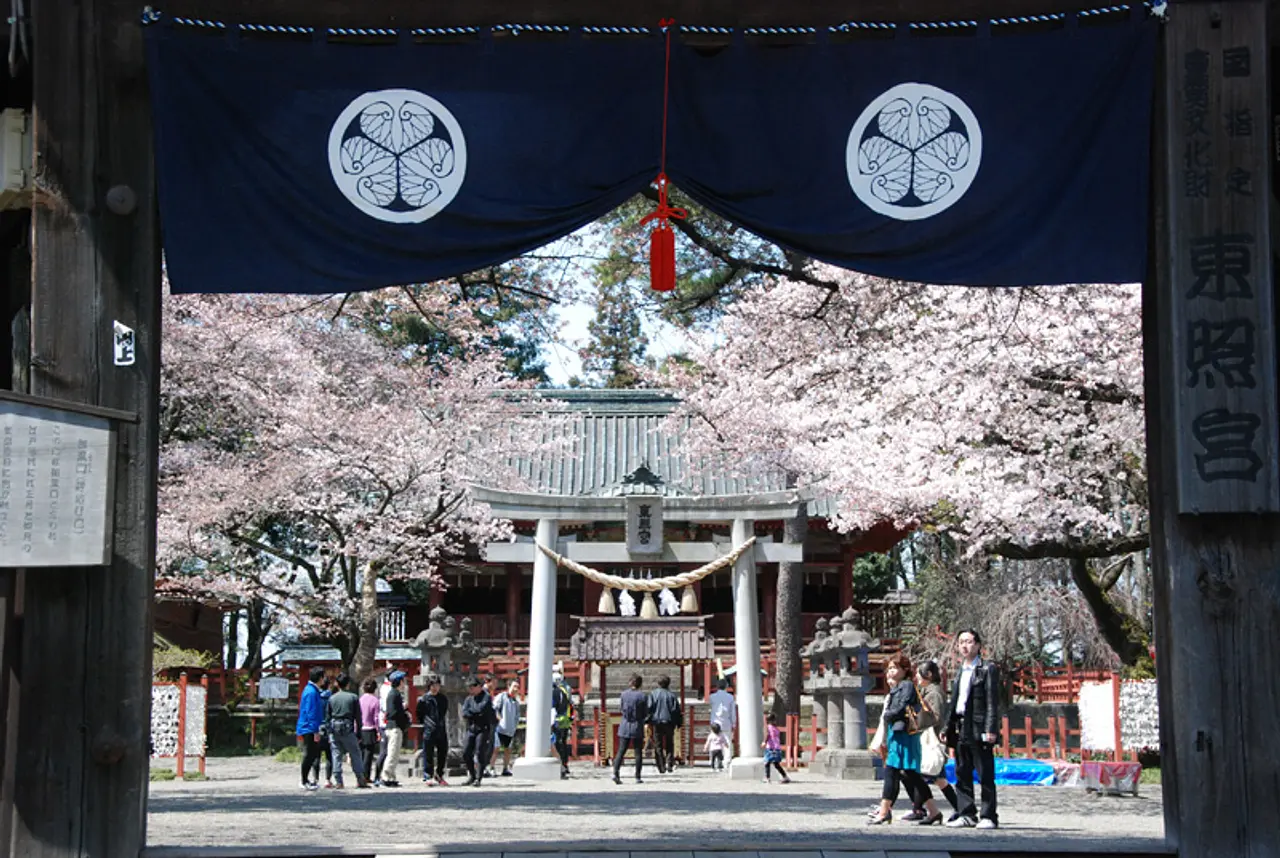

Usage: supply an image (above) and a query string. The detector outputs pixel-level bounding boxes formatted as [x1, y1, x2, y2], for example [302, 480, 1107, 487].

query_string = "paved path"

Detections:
[146, 757, 1167, 856]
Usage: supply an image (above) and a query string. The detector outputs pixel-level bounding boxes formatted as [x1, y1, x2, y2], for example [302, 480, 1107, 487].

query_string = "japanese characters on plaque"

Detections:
[0, 399, 117, 566]
[625, 496, 664, 554]
[1169, 2, 1279, 513]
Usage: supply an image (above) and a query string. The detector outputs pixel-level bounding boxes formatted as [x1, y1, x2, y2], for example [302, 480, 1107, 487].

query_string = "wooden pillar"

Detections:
[761, 567, 777, 640]
[1150, 3, 1280, 853]
[838, 546, 855, 609]
[583, 574, 603, 617]
[428, 580, 444, 611]
[505, 564, 522, 656]
[13, 2, 160, 855]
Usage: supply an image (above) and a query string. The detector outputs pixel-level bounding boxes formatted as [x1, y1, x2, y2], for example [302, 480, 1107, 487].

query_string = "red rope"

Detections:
[642, 18, 685, 292]
[641, 18, 686, 229]
[659, 16, 674, 177]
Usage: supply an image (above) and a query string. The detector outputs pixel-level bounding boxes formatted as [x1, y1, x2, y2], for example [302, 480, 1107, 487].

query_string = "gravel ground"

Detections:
[147, 756, 1166, 854]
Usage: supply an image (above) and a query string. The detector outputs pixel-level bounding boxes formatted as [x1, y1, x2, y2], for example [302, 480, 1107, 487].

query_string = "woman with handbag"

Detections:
[867, 653, 941, 825]
[907, 660, 959, 825]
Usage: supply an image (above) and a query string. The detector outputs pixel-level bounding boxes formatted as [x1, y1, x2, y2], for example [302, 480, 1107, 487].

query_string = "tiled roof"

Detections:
[504, 389, 834, 517]
[568, 616, 717, 664]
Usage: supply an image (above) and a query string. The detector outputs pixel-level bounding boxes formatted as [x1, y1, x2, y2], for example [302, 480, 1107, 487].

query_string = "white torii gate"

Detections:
[471, 485, 806, 781]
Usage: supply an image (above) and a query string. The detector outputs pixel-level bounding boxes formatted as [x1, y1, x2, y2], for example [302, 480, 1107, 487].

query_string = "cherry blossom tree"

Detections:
[158, 289, 550, 680]
[669, 269, 1150, 665]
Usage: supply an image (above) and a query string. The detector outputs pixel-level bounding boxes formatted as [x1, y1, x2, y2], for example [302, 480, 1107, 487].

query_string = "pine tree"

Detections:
[580, 269, 649, 388]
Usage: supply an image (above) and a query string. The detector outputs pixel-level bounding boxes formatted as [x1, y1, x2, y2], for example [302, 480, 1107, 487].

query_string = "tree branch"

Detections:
[989, 533, 1150, 561]
[640, 186, 839, 292]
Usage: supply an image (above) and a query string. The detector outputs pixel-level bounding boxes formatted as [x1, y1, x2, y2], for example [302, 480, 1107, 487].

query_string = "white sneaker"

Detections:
[945, 816, 976, 828]
[976, 818, 999, 830]
[303, 782, 318, 792]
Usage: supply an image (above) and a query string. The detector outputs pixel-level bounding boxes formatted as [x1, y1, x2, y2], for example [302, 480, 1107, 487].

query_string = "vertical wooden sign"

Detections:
[1165, 0, 1280, 512]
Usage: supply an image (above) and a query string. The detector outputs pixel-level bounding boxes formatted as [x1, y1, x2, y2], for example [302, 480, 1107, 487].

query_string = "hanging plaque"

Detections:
[0, 397, 118, 566]
[625, 496, 663, 555]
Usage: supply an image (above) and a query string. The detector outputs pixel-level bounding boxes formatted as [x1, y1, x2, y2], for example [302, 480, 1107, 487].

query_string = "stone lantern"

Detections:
[801, 606, 881, 780]
[412, 607, 489, 772]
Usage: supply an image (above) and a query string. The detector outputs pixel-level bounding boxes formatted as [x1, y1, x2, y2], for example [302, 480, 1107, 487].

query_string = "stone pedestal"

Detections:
[512, 755, 562, 782]
[728, 754, 765, 781]
[812, 748, 883, 781]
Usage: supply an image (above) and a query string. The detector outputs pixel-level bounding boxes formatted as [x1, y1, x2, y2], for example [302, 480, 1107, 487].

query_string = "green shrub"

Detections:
[182, 771, 209, 781]
[150, 769, 176, 782]
[274, 745, 302, 764]
[1139, 766, 1161, 784]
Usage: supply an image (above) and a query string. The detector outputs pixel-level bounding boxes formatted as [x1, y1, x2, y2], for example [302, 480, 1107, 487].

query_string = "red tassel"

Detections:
[641, 173, 686, 293]
[650, 221, 676, 292]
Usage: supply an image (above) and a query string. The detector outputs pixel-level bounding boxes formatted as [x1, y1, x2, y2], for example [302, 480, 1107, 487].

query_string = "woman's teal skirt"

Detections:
[885, 729, 922, 771]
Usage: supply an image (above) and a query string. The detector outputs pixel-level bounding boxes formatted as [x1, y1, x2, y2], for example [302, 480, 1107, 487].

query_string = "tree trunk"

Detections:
[347, 561, 381, 682]
[1068, 556, 1148, 666]
[772, 505, 807, 717]
[240, 599, 271, 673]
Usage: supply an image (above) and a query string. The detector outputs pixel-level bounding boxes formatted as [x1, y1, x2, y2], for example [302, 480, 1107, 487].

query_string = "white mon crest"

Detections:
[328, 89, 467, 224]
[846, 83, 982, 221]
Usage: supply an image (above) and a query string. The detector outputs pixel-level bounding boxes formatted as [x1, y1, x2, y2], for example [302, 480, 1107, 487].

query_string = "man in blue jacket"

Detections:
[296, 666, 328, 791]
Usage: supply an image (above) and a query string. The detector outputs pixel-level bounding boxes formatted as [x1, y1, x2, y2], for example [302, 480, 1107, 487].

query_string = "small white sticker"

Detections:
[113, 321, 135, 366]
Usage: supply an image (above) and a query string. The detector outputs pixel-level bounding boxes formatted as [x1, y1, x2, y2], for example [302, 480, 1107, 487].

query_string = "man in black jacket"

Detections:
[461, 676, 497, 787]
[612, 673, 649, 784]
[941, 629, 1000, 830]
[646, 675, 681, 774]
[416, 675, 449, 785]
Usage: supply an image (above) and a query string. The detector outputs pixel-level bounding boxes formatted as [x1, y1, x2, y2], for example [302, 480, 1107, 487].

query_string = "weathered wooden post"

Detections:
[11, 0, 160, 854]
[1150, 1, 1280, 853]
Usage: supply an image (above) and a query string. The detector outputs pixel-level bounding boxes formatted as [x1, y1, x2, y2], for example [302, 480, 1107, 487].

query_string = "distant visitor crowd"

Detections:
[294, 627, 1004, 832]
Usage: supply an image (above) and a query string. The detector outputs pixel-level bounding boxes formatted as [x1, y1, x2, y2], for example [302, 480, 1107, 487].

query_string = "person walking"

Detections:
[708, 678, 736, 759]
[646, 675, 681, 774]
[295, 666, 327, 791]
[358, 678, 380, 787]
[493, 681, 521, 777]
[867, 653, 939, 826]
[381, 671, 410, 787]
[374, 665, 394, 785]
[552, 668, 575, 779]
[462, 675, 497, 786]
[326, 673, 367, 789]
[942, 629, 1001, 830]
[704, 723, 729, 771]
[612, 673, 649, 785]
[761, 712, 791, 783]
[416, 675, 450, 785]
[909, 660, 958, 823]
[310, 677, 335, 788]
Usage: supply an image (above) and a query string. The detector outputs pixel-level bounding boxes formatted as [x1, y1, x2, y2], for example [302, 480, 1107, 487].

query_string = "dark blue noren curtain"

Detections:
[666, 22, 1156, 286]
[146, 19, 1155, 294]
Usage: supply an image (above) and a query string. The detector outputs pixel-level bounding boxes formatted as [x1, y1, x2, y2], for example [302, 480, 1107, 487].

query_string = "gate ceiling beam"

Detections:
[159, 0, 1134, 28]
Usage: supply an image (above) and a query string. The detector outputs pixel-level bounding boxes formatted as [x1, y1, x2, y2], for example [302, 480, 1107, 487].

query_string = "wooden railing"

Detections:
[1009, 663, 1112, 704]
[378, 606, 407, 643]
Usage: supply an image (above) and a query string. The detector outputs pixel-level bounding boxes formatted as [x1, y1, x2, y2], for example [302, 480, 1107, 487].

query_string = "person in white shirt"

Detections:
[492, 681, 522, 776]
[707, 678, 737, 759]
[942, 629, 1001, 830]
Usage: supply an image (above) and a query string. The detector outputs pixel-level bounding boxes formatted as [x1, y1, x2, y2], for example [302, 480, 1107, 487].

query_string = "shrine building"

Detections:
[333, 389, 910, 669]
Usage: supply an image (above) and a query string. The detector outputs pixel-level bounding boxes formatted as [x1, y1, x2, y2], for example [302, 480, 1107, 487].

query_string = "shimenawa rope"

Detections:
[535, 536, 756, 591]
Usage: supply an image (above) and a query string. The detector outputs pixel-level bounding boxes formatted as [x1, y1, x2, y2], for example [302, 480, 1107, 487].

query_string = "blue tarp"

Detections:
[944, 757, 1057, 787]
